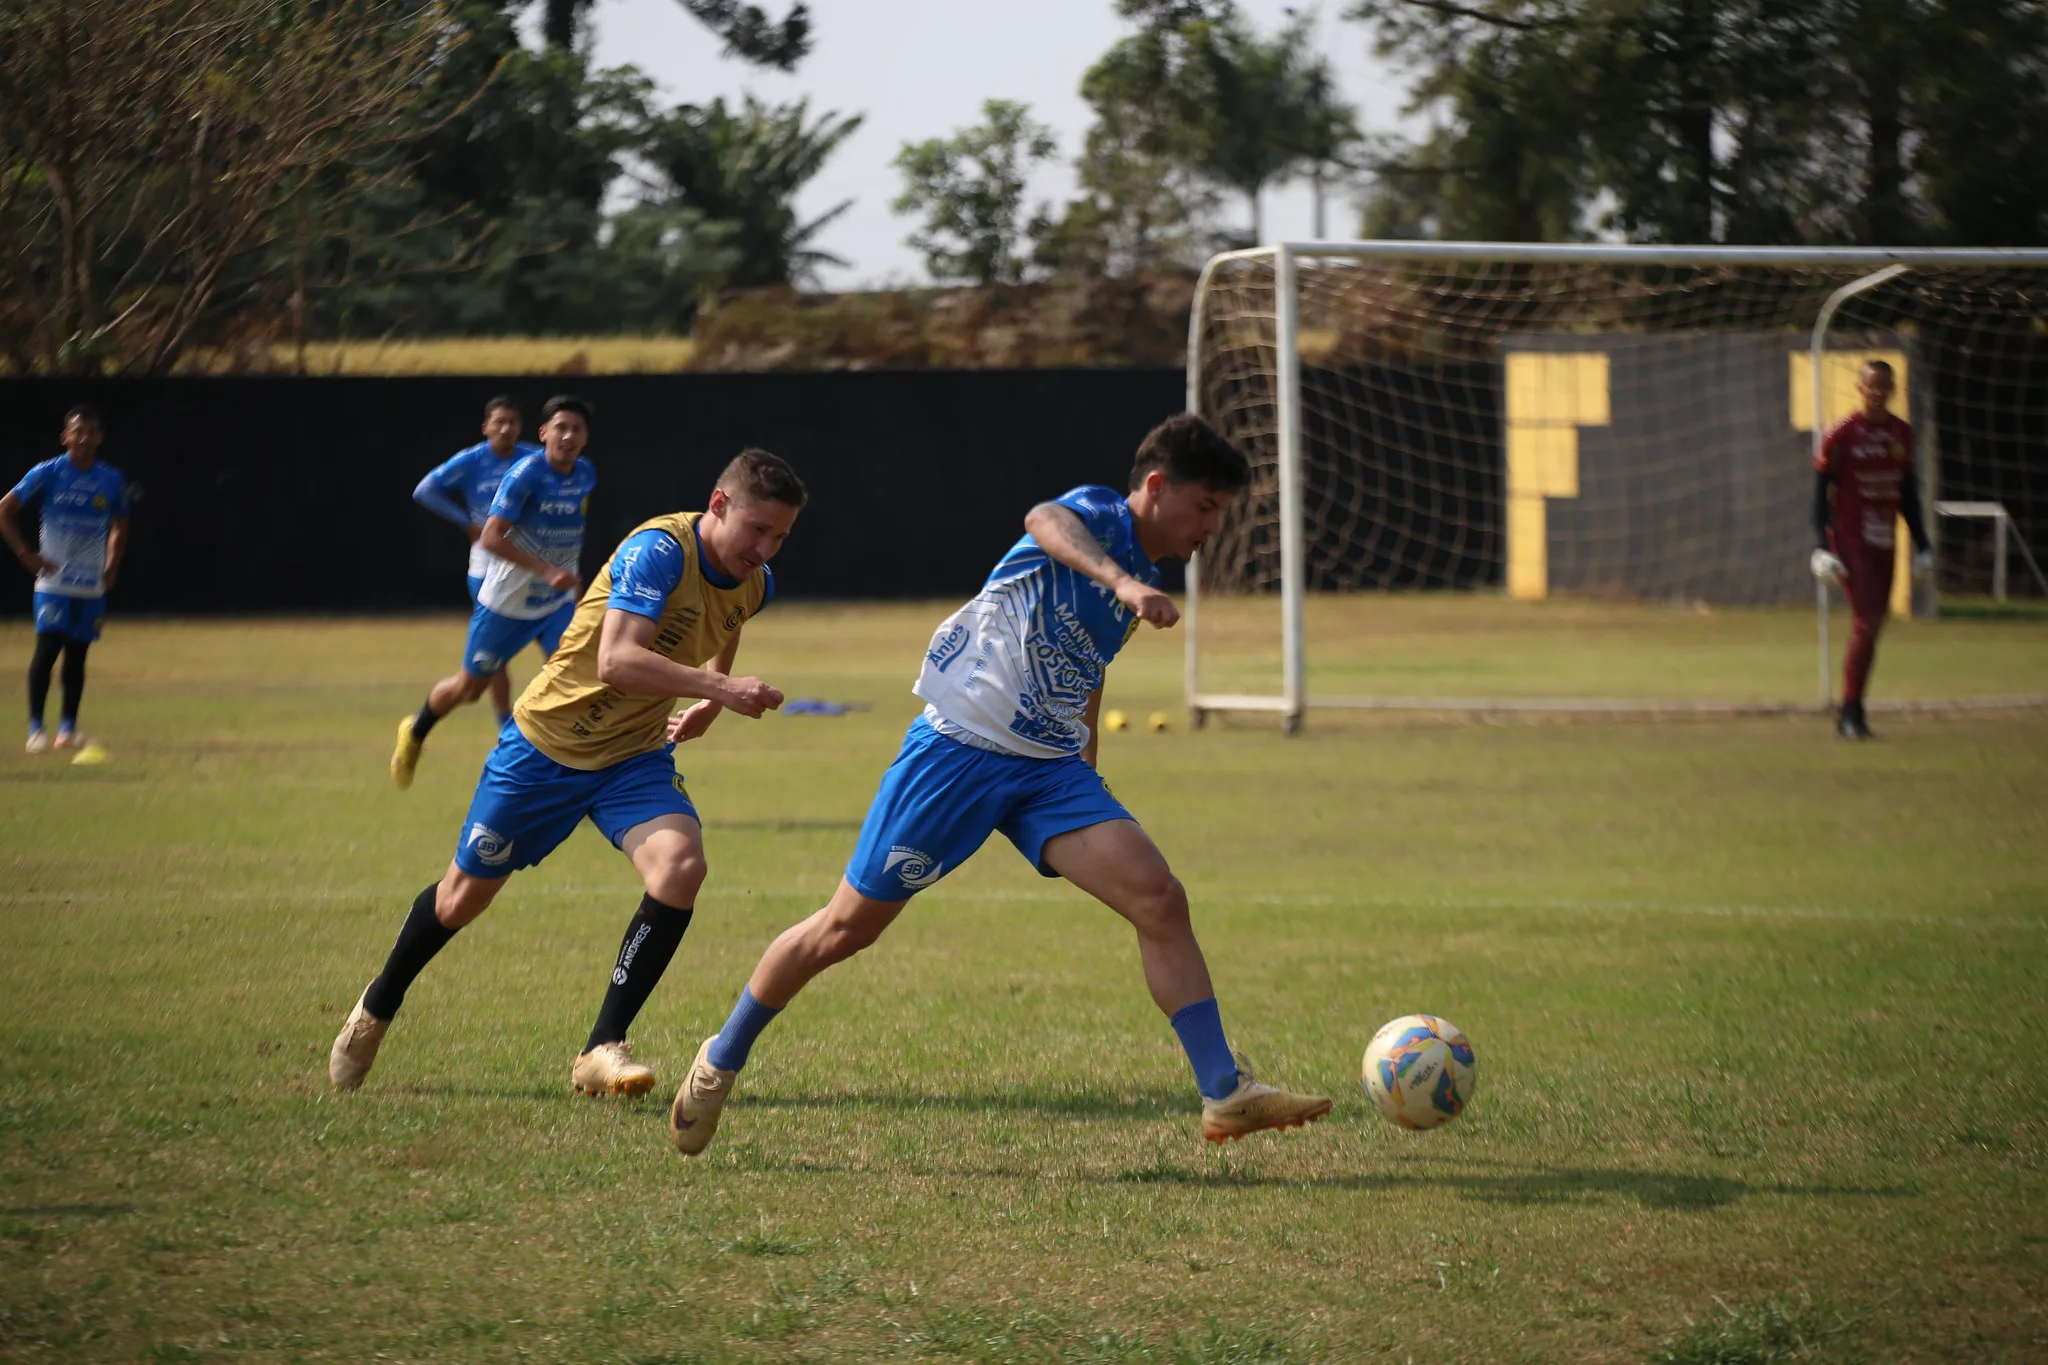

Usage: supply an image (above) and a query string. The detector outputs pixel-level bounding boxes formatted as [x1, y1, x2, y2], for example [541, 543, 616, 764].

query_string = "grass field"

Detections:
[2, 601, 2045, 1364]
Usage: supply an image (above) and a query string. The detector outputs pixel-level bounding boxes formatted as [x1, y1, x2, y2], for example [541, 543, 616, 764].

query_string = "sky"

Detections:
[555, 0, 1423, 291]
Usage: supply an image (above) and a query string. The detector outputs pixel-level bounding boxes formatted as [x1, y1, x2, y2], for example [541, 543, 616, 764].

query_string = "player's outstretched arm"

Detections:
[480, 514, 580, 595]
[597, 610, 780, 717]
[412, 472, 470, 531]
[668, 631, 742, 743]
[1024, 502, 1178, 628]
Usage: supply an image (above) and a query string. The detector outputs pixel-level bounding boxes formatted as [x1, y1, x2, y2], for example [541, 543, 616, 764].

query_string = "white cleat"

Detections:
[668, 1036, 736, 1156]
[24, 730, 51, 755]
[572, 1040, 657, 1097]
[329, 991, 390, 1092]
[1200, 1054, 1333, 1144]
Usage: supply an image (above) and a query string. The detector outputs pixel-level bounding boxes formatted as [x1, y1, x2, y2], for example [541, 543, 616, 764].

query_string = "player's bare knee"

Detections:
[645, 850, 707, 907]
[434, 869, 499, 928]
[1122, 874, 1189, 938]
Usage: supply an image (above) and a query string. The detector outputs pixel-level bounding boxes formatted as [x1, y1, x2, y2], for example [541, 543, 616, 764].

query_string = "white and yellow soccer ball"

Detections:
[1362, 1014, 1476, 1129]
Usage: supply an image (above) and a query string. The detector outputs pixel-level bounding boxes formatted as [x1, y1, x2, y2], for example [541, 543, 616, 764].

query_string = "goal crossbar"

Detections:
[1185, 240, 2048, 730]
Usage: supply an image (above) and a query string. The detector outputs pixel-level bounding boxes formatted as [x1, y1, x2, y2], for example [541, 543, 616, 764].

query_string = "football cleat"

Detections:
[668, 1035, 736, 1157]
[1836, 700, 1875, 741]
[51, 729, 84, 751]
[573, 1041, 656, 1097]
[1201, 1055, 1333, 1144]
[24, 730, 50, 755]
[329, 991, 390, 1091]
[390, 716, 424, 788]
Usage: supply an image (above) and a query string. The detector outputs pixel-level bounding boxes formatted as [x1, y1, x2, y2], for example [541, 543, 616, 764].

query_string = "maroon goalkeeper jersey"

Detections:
[1817, 411, 1915, 550]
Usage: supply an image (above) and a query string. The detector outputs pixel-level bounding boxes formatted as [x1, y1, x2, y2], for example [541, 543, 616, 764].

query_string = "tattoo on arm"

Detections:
[1032, 503, 1120, 579]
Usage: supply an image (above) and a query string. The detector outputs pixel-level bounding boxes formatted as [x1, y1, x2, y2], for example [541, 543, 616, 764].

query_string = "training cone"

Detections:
[1147, 712, 1170, 733]
[1103, 709, 1129, 733]
[71, 744, 109, 766]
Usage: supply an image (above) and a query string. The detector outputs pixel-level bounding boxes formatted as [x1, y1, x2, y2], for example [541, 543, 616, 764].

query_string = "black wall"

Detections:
[0, 370, 1186, 614]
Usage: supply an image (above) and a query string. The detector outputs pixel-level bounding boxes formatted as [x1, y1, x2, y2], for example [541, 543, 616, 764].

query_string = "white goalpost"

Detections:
[1185, 241, 2048, 732]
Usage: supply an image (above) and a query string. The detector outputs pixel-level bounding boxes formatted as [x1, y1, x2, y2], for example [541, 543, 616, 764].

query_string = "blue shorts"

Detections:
[461, 598, 574, 678]
[454, 719, 699, 877]
[466, 574, 485, 605]
[845, 716, 1134, 901]
[32, 592, 105, 642]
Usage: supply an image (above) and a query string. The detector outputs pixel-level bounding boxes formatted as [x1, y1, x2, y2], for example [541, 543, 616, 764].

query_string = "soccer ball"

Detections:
[1362, 1014, 1476, 1129]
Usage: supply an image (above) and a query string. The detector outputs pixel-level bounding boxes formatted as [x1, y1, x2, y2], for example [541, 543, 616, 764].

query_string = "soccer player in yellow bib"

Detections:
[330, 450, 805, 1098]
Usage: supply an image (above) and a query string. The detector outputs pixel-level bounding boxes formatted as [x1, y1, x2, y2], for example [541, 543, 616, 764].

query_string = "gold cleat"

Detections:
[1200, 1055, 1333, 1144]
[668, 1036, 736, 1156]
[389, 716, 423, 789]
[329, 991, 390, 1092]
[572, 1041, 656, 1097]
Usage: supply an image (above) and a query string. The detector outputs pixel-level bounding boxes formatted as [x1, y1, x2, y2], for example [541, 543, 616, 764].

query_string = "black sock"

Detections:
[584, 894, 693, 1052]
[362, 884, 459, 1020]
[58, 639, 88, 727]
[26, 633, 61, 728]
[410, 700, 441, 743]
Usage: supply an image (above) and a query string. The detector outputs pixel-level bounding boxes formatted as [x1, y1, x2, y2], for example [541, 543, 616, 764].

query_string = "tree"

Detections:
[1037, 24, 1218, 277]
[892, 101, 1060, 286]
[1347, 0, 2048, 246]
[0, 0, 474, 373]
[641, 96, 863, 289]
[1080, 2, 1354, 245]
[537, 0, 810, 66]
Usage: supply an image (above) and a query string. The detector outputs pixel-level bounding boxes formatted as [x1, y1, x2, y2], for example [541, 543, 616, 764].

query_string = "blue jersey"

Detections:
[417, 440, 543, 580]
[9, 455, 128, 599]
[914, 485, 1156, 758]
[477, 451, 596, 621]
[606, 527, 775, 621]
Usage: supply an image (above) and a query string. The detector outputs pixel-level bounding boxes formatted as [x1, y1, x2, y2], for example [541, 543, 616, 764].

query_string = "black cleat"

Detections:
[1836, 700, 1876, 741]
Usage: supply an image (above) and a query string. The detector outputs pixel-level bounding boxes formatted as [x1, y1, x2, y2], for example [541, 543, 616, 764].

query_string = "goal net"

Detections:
[1186, 243, 2048, 728]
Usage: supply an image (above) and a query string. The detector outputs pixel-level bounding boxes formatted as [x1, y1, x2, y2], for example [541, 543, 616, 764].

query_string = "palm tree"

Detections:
[642, 97, 864, 288]
[539, 0, 809, 68]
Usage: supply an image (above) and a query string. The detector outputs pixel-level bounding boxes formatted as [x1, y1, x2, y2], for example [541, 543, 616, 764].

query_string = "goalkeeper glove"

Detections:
[1912, 549, 1934, 579]
[1810, 548, 1847, 582]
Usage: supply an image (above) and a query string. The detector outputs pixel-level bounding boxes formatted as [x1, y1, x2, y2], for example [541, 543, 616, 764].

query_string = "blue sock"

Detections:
[1170, 998, 1240, 1100]
[706, 987, 781, 1072]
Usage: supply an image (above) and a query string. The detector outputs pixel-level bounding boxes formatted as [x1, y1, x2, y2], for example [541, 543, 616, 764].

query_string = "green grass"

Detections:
[2, 601, 2045, 1364]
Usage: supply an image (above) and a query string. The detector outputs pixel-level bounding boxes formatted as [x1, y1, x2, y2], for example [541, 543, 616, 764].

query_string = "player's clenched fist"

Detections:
[546, 567, 582, 596]
[1116, 579, 1180, 629]
[720, 675, 783, 718]
[1809, 548, 1846, 582]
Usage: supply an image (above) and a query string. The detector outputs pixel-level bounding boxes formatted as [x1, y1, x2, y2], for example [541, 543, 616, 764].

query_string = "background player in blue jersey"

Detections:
[0, 405, 129, 755]
[391, 394, 597, 788]
[669, 414, 1333, 1157]
[411, 394, 544, 726]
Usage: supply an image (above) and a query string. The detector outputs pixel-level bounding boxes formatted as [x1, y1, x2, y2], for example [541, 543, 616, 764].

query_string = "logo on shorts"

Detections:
[466, 822, 514, 866]
[672, 773, 689, 795]
[884, 846, 944, 889]
[470, 649, 502, 674]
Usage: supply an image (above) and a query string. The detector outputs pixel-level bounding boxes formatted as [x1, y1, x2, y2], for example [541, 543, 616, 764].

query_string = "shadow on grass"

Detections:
[0, 1203, 136, 1219]
[737, 1087, 1190, 1120]
[1084, 1165, 1917, 1212]
[720, 818, 865, 834]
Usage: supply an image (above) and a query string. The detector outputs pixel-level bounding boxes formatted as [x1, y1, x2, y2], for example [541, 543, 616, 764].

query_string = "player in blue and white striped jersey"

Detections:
[411, 395, 544, 725]
[670, 415, 1334, 1157]
[391, 394, 597, 789]
[0, 405, 129, 754]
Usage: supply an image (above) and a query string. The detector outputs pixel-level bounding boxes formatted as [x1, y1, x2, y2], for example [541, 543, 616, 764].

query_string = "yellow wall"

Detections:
[1504, 353, 1610, 600]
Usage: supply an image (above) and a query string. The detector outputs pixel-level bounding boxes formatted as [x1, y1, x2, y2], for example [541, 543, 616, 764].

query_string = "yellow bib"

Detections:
[513, 512, 767, 770]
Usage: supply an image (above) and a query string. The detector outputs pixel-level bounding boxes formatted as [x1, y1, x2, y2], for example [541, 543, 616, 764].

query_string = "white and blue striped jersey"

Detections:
[914, 485, 1156, 758]
[9, 455, 128, 598]
[477, 452, 596, 620]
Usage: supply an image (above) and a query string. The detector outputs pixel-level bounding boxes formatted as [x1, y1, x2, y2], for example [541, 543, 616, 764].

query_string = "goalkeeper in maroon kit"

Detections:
[1811, 360, 1932, 740]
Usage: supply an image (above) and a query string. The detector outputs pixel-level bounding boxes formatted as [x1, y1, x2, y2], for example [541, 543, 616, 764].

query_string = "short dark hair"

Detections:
[716, 448, 807, 509]
[63, 404, 102, 429]
[1130, 413, 1248, 493]
[484, 394, 520, 418]
[541, 394, 592, 425]
[1863, 359, 1894, 378]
